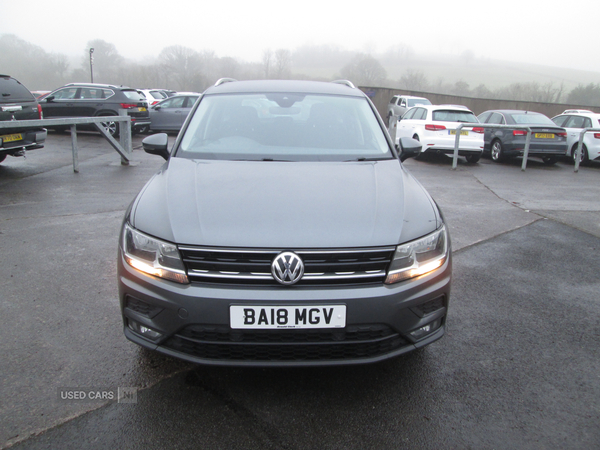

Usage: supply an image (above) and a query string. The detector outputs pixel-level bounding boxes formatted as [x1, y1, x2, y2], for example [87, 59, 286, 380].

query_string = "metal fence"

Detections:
[0, 114, 133, 173]
[388, 114, 595, 172]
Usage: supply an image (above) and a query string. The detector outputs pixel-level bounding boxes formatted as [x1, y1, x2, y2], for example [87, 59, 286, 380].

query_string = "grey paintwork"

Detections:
[130, 158, 440, 248]
[148, 95, 198, 132]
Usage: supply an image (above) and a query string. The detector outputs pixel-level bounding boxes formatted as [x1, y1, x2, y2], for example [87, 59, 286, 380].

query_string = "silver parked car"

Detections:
[148, 93, 199, 133]
[119, 79, 451, 367]
[387, 95, 431, 124]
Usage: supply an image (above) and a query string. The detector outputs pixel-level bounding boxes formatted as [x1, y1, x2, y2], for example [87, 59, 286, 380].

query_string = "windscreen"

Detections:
[408, 98, 431, 107]
[177, 93, 393, 161]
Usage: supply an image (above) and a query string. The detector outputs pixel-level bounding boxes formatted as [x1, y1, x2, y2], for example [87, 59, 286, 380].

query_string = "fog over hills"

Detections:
[2, 34, 599, 106]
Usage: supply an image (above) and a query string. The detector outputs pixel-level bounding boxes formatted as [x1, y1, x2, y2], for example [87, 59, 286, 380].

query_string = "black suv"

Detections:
[0, 74, 47, 163]
[39, 83, 150, 137]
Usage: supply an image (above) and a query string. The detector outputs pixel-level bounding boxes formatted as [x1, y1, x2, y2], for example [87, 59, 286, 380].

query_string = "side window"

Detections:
[488, 113, 504, 124]
[102, 89, 114, 99]
[583, 117, 592, 128]
[80, 88, 104, 99]
[53, 88, 78, 100]
[400, 98, 407, 107]
[402, 108, 416, 120]
[565, 116, 585, 128]
[389, 96, 398, 105]
[169, 97, 186, 108]
[552, 115, 568, 126]
[478, 112, 491, 123]
[413, 108, 427, 120]
[184, 96, 199, 107]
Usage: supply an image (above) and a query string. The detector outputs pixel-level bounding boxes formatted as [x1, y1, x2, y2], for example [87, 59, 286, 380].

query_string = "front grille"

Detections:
[162, 324, 407, 362]
[178, 246, 396, 286]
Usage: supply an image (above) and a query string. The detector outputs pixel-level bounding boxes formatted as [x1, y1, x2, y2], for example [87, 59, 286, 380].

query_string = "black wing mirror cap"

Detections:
[398, 137, 422, 162]
[142, 133, 170, 160]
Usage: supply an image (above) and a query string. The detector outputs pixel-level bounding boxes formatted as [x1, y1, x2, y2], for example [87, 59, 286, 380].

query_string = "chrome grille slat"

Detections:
[179, 246, 395, 286]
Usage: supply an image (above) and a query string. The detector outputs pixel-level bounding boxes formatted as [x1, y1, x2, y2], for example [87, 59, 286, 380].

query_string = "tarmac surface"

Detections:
[1, 132, 599, 449]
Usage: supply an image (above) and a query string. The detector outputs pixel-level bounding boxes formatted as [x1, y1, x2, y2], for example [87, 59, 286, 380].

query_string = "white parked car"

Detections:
[396, 105, 484, 163]
[551, 110, 600, 164]
[137, 89, 169, 106]
[387, 95, 431, 124]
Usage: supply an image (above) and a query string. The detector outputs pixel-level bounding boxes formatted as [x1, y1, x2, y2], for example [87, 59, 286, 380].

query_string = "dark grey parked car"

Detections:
[0, 74, 46, 163]
[477, 110, 568, 164]
[39, 82, 151, 137]
[148, 93, 199, 133]
[118, 79, 451, 366]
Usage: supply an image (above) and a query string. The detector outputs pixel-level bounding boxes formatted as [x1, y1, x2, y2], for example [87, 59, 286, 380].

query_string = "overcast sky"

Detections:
[3, 0, 600, 73]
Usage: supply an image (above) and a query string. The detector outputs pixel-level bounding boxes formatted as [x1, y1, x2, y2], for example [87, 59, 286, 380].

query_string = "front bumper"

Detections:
[118, 249, 452, 367]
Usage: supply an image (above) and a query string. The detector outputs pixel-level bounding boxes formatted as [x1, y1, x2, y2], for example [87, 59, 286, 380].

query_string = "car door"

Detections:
[562, 115, 588, 150]
[40, 87, 80, 118]
[396, 107, 417, 139]
[482, 112, 505, 148]
[150, 96, 187, 131]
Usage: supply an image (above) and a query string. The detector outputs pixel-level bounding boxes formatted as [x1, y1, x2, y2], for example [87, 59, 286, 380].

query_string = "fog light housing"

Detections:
[128, 319, 163, 341]
[409, 318, 442, 340]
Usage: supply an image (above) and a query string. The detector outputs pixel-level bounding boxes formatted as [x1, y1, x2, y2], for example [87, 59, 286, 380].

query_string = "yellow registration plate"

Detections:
[534, 133, 554, 139]
[449, 130, 469, 136]
[1, 133, 23, 142]
[138, 107, 147, 112]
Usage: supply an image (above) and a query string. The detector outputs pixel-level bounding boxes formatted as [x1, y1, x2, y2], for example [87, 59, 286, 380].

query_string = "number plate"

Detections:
[534, 133, 554, 139]
[1, 133, 23, 142]
[230, 305, 346, 329]
[138, 107, 147, 112]
[449, 130, 469, 136]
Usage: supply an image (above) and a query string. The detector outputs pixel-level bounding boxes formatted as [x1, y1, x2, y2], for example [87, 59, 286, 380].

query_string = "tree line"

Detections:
[2, 34, 599, 107]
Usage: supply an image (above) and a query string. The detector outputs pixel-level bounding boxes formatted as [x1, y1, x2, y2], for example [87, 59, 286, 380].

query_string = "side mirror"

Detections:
[44, 95, 55, 102]
[142, 133, 170, 161]
[398, 137, 422, 162]
[153, 105, 161, 111]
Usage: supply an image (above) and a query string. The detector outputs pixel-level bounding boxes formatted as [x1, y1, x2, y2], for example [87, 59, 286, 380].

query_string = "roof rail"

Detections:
[331, 80, 356, 89]
[214, 78, 237, 86]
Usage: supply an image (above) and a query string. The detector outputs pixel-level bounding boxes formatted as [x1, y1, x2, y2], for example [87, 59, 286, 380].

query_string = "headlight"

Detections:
[122, 223, 189, 284]
[385, 225, 448, 284]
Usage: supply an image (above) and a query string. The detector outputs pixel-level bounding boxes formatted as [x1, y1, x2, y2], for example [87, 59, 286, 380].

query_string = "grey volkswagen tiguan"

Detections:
[118, 79, 451, 366]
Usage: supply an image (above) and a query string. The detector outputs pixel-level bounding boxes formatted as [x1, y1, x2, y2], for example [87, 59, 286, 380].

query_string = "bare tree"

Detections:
[262, 49, 273, 79]
[158, 45, 204, 91]
[567, 83, 600, 106]
[452, 80, 471, 96]
[399, 69, 428, 91]
[273, 49, 292, 79]
[340, 54, 387, 86]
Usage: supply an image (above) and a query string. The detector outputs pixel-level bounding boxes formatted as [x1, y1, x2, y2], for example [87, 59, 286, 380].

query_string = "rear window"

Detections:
[432, 110, 478, 123]
[0, 76, 35, 103]
[510, 113, 554, 125]
[122, 90, 146, 101]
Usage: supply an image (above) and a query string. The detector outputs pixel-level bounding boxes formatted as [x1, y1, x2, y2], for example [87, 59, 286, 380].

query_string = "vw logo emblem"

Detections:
[271, 252, 304, 285]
